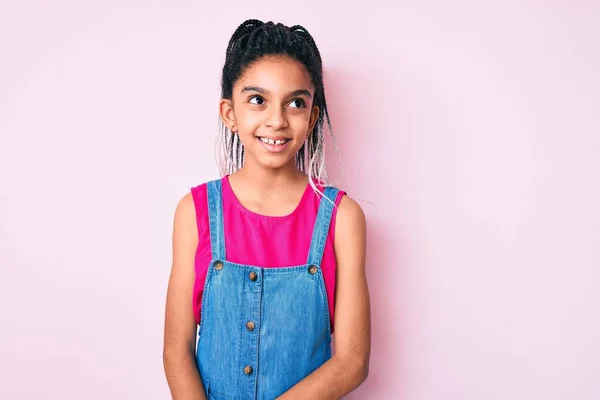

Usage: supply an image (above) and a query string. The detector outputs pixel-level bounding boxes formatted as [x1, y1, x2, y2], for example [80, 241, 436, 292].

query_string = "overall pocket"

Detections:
[200, 373, 210, 398]
[203, 377, 218, 400]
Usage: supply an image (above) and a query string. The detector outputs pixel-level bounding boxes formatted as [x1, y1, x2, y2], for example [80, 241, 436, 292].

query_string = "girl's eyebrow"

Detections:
[241, 86, 312, 98]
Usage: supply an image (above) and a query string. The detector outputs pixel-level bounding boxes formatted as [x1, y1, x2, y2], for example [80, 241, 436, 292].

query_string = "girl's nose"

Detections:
[264, 106, 289, 130]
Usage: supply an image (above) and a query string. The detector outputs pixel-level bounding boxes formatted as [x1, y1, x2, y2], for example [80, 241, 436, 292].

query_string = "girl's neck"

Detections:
[230, 160, 308, 196]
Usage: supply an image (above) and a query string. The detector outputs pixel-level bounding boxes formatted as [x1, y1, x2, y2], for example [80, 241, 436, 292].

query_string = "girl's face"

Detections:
[220, 55, 319, 172]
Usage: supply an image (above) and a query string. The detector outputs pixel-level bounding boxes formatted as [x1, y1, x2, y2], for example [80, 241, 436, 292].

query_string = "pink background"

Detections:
[1, 1, 599, 399]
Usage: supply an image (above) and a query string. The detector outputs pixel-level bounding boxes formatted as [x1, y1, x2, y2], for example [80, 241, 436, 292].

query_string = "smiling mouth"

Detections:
[256, 136, 291, 146]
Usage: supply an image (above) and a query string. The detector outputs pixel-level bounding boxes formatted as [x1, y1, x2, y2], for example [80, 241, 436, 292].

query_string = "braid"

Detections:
[217, 19, 343, 187]
[226, 19, 265, 54]
[289, 25, 322, 68]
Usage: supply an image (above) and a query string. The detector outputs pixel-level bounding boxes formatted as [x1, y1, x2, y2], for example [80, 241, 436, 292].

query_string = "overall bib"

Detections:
[196, 179, 339, 400]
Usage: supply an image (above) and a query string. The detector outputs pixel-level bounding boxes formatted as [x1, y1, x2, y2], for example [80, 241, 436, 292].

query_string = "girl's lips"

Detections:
[256, 136, 291, 153]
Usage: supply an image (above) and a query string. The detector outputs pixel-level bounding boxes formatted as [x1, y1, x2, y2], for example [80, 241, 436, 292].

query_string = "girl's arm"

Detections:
[277, 195, 371, 400]
[163, 193, 206, 400]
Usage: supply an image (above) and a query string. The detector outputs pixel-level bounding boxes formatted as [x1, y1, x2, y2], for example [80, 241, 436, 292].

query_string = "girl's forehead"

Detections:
[235, 56, 313, 92]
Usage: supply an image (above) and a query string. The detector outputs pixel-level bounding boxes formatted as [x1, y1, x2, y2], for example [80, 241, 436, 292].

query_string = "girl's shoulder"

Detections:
[188, 177, 222, 225]
[189, 176, 226, 203]
[309, 179, 364, 226]
[309, 179, 347, 206]
[190, 176, 223, 191]
[190, 180, 209, 198]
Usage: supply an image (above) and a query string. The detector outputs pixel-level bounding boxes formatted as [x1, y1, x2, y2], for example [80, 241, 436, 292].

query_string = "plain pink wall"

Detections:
[1, 1, 599, 399]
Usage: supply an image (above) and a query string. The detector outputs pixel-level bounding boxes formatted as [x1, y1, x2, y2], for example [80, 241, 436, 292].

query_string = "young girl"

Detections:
[163, 19, 370, 400]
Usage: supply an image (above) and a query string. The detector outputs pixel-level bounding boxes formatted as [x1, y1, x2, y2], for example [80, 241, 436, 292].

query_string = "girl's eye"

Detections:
[289, 99, 305, 108]
[249, 95, 265, 105]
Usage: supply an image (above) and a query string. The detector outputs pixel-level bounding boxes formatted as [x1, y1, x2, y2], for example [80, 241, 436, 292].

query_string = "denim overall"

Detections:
[196, 179, 339, 400]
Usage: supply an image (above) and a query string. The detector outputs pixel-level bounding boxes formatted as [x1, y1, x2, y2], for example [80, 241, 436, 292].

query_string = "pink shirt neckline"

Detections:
[223, 175, 314, 221]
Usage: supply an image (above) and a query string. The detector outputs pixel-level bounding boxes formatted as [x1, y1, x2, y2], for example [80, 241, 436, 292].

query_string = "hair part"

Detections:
[216, 19, 343, 194]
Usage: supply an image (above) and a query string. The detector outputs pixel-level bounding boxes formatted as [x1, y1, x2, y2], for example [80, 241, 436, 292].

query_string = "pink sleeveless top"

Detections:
[191, 175, 345, 333]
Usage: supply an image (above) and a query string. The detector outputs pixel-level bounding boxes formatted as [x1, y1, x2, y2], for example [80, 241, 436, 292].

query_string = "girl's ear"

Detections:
[307, 105, 320, 137]
[219, 98, 237, 133]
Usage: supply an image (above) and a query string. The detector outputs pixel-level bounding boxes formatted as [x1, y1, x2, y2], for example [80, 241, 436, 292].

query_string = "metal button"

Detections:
[249, 271, 257, 281]
[308, 265, 318, 275]
[246, 321, 255, 331]
[244, 365, 253, 375]
[214, 261, 223, 271]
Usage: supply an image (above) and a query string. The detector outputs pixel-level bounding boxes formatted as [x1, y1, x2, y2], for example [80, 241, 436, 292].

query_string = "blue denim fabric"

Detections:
[196, 179, 339, 400]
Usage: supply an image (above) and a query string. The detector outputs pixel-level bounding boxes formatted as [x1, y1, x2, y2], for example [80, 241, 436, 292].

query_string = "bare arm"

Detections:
[163, 193, 206, 400]
[277, 195, 371, 399]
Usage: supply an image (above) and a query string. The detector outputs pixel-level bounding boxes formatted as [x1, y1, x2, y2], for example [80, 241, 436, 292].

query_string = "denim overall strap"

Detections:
[206, 179, 226, 261]
[306, 186, 340, 266]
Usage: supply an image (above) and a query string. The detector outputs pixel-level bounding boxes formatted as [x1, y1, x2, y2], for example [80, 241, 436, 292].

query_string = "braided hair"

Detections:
[216, 19, 341, 187]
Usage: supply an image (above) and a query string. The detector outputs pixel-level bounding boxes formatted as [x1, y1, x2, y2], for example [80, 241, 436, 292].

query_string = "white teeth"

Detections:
[259, 137, 288, 145]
